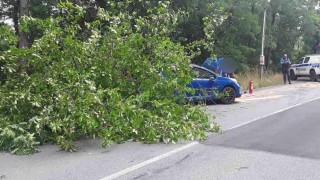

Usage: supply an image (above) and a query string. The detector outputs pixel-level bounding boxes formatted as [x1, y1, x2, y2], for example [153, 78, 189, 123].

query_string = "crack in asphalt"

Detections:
[153, 165, 172, 174]
[175, 154, 192, 165]
[236, 166, 249, 171]
[131, 153, 194, 179]
[132, 172, 148, 180]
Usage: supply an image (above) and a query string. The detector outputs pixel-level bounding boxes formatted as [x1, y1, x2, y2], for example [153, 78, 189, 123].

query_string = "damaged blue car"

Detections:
[186, 64, 242, 104]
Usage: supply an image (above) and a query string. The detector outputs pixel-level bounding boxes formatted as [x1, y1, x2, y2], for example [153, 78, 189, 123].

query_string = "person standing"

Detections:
[280, 53, 291, 84]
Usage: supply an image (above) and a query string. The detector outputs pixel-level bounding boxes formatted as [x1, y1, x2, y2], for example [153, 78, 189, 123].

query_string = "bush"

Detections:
[0, 2, 215, 154]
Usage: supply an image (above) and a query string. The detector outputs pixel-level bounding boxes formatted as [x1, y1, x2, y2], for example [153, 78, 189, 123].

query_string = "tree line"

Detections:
[2, 0, 319, 71]
[0, 0, 319, 154]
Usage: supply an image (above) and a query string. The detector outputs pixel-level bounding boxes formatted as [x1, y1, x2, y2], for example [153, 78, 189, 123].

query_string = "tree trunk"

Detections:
[96, 0, 107, 9]
[74, 0, 82, 5]
[18, 0, 29, 73]
[13, 0, 20, 36]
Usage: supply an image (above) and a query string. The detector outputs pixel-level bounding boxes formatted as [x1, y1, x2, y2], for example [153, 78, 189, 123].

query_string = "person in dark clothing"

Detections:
[280, 53, 291, 84]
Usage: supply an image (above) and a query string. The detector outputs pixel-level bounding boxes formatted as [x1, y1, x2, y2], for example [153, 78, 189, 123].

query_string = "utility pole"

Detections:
[260, 0, 270, 80]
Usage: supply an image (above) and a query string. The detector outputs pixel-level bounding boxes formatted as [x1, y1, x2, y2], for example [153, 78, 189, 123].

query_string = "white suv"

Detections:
[289, 54, 320, 81]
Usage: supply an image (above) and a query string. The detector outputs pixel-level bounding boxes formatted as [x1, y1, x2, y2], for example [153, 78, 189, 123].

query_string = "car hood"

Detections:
[217, 76, 238, 83]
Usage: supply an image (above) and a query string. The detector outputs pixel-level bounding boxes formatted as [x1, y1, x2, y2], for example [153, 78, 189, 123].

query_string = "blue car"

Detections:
[186, 64, 242, 104]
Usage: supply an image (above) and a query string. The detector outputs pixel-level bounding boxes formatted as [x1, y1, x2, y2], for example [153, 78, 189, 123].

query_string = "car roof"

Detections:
[190, 64, 203, 69]
[305, 54, 320, 57]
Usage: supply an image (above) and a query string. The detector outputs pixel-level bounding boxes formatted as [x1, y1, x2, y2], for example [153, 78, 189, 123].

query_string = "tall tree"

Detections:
[203, 0, 320, 71]
[18, 0, 29, 72]
[268, 0, 320, 65]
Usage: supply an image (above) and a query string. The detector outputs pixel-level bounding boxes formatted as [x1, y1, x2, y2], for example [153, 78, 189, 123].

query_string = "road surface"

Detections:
[120, 93, 320, 180]
[1, 79, 320, 180]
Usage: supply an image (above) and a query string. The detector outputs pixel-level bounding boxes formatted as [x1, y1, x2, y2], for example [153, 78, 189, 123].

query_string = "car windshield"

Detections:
[297, 58, 304, 64]
[192, 67, 217, 79]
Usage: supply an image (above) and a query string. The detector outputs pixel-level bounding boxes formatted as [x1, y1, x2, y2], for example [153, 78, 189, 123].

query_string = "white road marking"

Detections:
[100, 142, 199, 180]
[100, 93, 320, 180]
[226, 96, 320, 131]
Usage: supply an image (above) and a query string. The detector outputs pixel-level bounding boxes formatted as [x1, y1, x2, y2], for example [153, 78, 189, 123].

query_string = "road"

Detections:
[120, 94, 320, 180]
[1, 80, 320, 180]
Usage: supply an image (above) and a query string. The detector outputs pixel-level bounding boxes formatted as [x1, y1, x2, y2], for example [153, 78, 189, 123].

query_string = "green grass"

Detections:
[236, 69, 283, 92]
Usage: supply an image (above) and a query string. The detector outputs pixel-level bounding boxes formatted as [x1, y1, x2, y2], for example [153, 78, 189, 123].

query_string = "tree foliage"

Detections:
[1, 0, 319, 69]
[0, 0, 319, 154]
[203, 0, 320, 70]
[0, 2, 214, 154]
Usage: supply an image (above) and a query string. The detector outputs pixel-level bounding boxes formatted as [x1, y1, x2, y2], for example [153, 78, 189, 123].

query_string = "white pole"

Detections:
[260, 0, 270, 80]
[261, 10, 266, 57]
[260, 9, 266, 80]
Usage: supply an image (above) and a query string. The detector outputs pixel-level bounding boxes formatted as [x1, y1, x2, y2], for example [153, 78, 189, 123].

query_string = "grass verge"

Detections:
[236, 70, 283, 92]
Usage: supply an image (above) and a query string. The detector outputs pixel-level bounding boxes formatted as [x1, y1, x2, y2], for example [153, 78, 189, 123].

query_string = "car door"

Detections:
[188, 67, 219, 100]
[301, 57, 311, 75]
[295, 57, 304, 75]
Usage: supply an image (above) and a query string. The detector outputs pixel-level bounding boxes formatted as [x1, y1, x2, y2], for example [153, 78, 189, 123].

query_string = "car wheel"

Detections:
[310, 70, 317, 82]
[290, 70, 297, 80]
[221, 86, 236, 104]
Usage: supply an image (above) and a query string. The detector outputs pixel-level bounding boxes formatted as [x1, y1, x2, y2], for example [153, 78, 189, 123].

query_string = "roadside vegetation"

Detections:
[0, 0, 319, 155]
[237, 70, 283, 91]
[0, 2, 215, 155]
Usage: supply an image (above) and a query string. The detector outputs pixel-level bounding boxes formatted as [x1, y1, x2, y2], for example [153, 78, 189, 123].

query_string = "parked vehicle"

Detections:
[186, 64, 242, 104]
[290, 54, 320, 81]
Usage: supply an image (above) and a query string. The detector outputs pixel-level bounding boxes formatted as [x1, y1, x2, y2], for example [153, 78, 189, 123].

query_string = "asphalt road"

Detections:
[207, 98, 320, 159]
[120, 97, 320, 180]
[2, 80, 320, 180]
